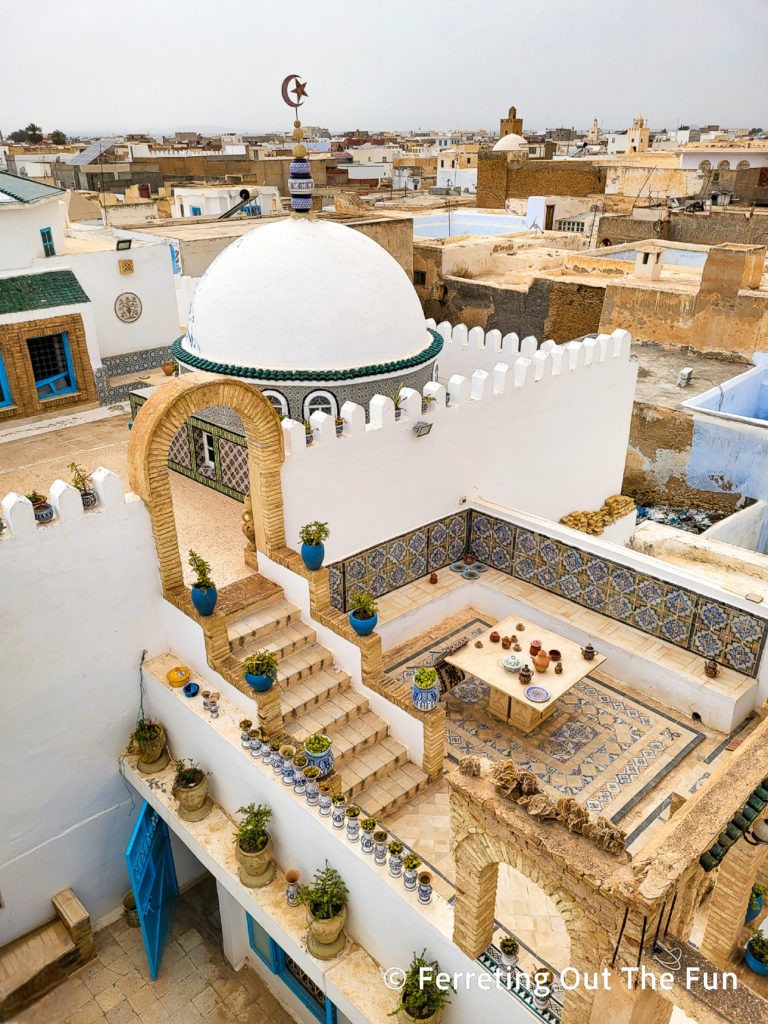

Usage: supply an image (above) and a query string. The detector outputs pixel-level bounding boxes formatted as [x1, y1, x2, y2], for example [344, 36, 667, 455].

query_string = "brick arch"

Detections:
[128, 372, 286, 596]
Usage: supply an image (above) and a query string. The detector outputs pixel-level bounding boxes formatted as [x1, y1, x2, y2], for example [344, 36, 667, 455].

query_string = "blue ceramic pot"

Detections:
[411, 681, 439, 712]
[191, 586, 217, 616]
[245, 673, 275, 693]
[746, 896, 763, 923]
[301, 543, 324, 571]
[350, 611, 377, 636]
[746, 940, 768, 975]
[304, 741, 334, 778]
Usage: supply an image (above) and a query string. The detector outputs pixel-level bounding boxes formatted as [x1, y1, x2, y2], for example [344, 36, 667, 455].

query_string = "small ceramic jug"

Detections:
[533, 651, 551, 673]
[704, 659, 719, 677]
[582, 643, 597, 661]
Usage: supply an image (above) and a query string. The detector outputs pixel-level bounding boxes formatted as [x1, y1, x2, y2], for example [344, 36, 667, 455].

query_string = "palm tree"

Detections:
[25, 123, 43, 143]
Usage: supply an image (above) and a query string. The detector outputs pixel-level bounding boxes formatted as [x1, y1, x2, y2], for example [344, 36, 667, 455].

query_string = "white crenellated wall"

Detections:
[279, 328, 636, 563]
[0, 471, 171, 944]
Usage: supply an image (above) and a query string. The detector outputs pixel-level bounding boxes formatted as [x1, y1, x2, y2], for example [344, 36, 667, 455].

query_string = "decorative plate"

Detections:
[500, 655, 522, 673]
[114, 291, 142, 323]
[462, 569, 479, 580]
[525, 685, 550, 703]
[450, 561, 468, 573]
[470, 562, 488, 573]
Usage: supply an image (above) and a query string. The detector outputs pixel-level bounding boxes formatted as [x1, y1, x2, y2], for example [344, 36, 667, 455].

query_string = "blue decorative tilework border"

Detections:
[329, 508, 767, 677]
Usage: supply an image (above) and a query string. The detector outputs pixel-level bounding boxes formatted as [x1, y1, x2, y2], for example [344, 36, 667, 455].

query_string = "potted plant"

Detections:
[299, 521, 330, 571]
[318, 780, 333, 816]
[269, 737, 283, 774]
[298, 862, 349, 959]
[345, 804, 361, 842]
[69, 462, 97, 509]
[349, 590, 378, 637]
[417, 871, 433, 905]
[331, 793, 347, 830]
[388, 840, 404, 877]
[128, 719, 167, 774]
[361, 817, 377, 855]
[746, 929, 768, 975]
[304, 731, 334, 777]
[746, 883, 768, 923]
[162, 359, 178, 376]
[499, 936, 519, 969]
[411, 667, 439, 712]
[391, 950, 454, 1023]
[26, 490, 54, 523]
[334, 416, 344, 437]
[532, 969, 555, 1011]
[279, 744, 296, 785]
[292, 753, 308, 794]
[402, 853, 422, 891]
[188, 550, 217, 616]
[421, 394, 436, 415]
[234, 803, 274, 888]
[171, 759, 211, 821]
[239, 719, 253, 747]
[304, 421, 314, 446]
[373, 829, 389, 865]
[242, 650, 279, 693]
[248, 728, 263, 759]
[304, 765, 320, 805]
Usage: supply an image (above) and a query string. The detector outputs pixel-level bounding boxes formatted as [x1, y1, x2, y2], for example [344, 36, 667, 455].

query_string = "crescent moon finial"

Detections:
[281, 74, 308, 109]
[282, 74, 314, 214]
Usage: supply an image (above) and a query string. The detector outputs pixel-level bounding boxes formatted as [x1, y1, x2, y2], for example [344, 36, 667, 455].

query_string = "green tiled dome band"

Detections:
[171, 329, 443, 382]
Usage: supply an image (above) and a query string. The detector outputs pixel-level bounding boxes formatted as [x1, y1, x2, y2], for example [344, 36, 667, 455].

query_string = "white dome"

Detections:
[182, 217, 431, 374]
[492, 133, 528, 152]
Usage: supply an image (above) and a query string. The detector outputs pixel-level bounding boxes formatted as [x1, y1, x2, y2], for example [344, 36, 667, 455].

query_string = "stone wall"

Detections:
[477, 154, 606, 208]
[598, 210, 768, 248]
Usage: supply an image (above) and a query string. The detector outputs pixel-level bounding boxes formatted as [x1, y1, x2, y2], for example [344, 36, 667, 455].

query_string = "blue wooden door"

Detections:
[125, 802, 179, 980]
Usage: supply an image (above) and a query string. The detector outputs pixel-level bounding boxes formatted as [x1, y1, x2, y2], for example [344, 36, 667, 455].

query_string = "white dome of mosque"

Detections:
[492, 132, 528, 152]
[181, 217, 434, 376]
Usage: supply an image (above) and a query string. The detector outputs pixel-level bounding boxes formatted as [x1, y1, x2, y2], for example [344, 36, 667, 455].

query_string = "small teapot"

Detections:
[581, 643, 597, 661]
[519, 664, 533, 685]
[501, 636, 511, 650]
[533, 651, 551, 673]
[704, 659, 719, 678]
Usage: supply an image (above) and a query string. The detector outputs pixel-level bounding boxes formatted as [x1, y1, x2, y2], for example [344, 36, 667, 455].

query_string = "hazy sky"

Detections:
[3, 0, 767, 136]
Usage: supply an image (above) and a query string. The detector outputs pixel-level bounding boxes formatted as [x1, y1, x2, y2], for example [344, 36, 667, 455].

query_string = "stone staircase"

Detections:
[225, 590, 428, 818]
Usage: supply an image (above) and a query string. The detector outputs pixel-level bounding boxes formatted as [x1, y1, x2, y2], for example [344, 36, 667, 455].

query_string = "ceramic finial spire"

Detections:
[281, 74, 314, 213]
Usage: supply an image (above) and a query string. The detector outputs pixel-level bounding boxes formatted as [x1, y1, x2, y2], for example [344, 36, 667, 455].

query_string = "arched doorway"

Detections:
[127, 372, 286, 598]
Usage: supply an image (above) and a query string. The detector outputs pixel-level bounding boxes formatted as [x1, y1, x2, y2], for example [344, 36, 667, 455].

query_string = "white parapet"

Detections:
[398, 387, 422, 421]
[92, 468, 125, 508]
[341, 401, 366, 436]
[1, 493, 36, 538]
[49, 480, 84, 522]
[310, 410, 335, 445]
[369, 394, 396, 430]
[471, 369, 490, 400]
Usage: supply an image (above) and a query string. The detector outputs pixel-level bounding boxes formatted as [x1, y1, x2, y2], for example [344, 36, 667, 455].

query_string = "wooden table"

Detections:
[444, 613, 605, 735]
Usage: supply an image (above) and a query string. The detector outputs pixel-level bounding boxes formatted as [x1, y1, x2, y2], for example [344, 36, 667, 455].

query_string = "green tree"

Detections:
[8, 129, 28, 143]
[25, 123, 43, 143]
[49, 130, 67, 145]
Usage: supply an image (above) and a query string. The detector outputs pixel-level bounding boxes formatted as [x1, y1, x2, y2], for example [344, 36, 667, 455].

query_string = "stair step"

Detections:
[227, 598, 302, 650]
[283, 689, 370, 741]
[277, 643, 335, 688]
[339, 735, 408, 799]
[239, 622, 316, 662]
[356, 762, 429, 819]
[281, 667, 351, 720]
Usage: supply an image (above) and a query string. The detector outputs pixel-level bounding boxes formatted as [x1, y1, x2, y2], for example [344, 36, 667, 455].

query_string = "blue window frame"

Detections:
[40, 227, 56, 257]
[0, 351, 13, 408]
[247, 914, 338, 1023]
[26, 331, 76, 399]
[190, 206, 202, 217]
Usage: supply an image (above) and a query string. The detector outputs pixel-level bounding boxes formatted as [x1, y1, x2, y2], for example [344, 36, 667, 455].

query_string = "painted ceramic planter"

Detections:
[301, 542, 325, 571]
[80, 490, 97, 510]
[745, 940, 768, 975]
[389, 851, 403, 877]
[361, 828, 375, 855]
[417, 872, 433, 905]
[500, 948, 519, 969]
[191, 586, 217, 616]
[304, 740, 334, 778]
[236, 835, 274, 889]
[403, 865, 419, 890]
[318, 790, 332, 816]
[245, 672, 275, 693]
[349, 610, 377, 636]
[411, 680, 439, 712]
[746, 896, 763, 923]
[285, 869, 300, 906]
[332, 802, 346, 829]
[32, 501, 54, 524]
[293, 764, 307, 795]
[374, 834, 388, 865]
[304, 773, 320, 805]
[346, 814, 360, 843]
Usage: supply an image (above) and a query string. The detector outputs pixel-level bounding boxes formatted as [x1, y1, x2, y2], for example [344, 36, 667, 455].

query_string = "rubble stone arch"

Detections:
[127, 372, 286, 596]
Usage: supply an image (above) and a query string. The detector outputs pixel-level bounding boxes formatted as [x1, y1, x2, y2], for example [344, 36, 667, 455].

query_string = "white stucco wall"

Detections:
[0, 197, 67, 271]
[35, 242, 181, 359]
[0, 476, 168, 944]
[279, 329, 637, 563]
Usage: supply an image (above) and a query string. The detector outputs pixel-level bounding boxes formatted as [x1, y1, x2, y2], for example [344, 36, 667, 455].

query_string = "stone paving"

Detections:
[11, 879, 294, 1024]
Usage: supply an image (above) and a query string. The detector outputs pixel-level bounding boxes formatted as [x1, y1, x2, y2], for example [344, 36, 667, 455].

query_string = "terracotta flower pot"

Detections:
[236, 834, 274, 888]
[172, 772, 211, 821]
[136, 725, 165, 765]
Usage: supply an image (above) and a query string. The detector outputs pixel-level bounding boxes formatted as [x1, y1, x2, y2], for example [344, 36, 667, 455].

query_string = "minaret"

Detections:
[281, 74, 315, 213]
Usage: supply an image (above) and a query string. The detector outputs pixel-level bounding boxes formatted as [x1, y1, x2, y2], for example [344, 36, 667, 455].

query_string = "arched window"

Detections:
[737, 160, 750, 170]
[698, 160, 711, 171]
[717, 160, 730, 171]
[303, 390, 338, 420]
[262, 389, 288, 418]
